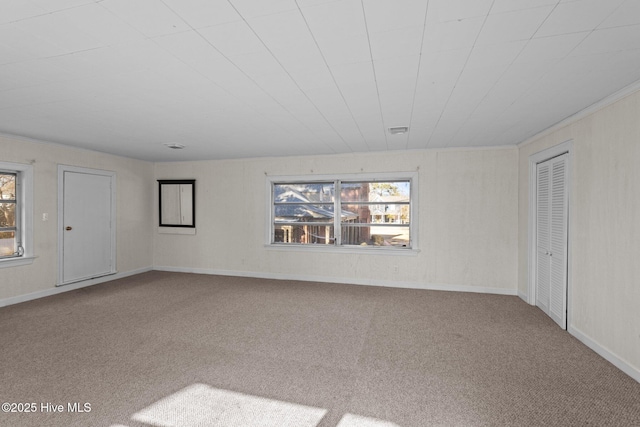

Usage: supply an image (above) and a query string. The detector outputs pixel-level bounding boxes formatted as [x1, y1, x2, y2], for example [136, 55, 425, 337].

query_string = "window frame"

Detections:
[0, 161, 35, 268]
[266, 172, 418, 255]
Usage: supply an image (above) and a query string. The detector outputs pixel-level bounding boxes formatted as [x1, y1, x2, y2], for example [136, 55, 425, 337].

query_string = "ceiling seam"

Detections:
[425, 0, 497, 148]
[360, 0, 388, 150]
[405, 0, 431, 150]
[295, 0, 367, 153]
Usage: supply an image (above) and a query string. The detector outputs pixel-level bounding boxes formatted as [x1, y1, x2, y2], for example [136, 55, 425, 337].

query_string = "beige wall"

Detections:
[154, 147, 519, 293]
[518, 90, 640, 375]
[0, 135, 154, 302]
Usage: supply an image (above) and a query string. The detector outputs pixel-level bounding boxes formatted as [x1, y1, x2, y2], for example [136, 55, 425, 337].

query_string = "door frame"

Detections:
[57, 165, 117, 286]
[527, 140, 573, 328]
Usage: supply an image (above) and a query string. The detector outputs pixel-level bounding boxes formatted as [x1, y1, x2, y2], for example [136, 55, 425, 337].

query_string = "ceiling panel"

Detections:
[535, 0, 627, 37]
[422, 17, 485, 52]
[431, 0, 494, 22]
[491, 0, 558, 15]
[161, 0, 241, 29]
[0, 61, 59, 91]
[100, 0, 191, 38]
[0, 23, 69, 58]
[599, 0, 640, 28]
[228, 0, 298, 19]
[198, 20, 265, 58]
[570, 24, 640, 57]
[247, 10, 327, 81]
[28, 0, 96, 13]
[369, 25, 424, 61]
[475, 5, 555, 45]
[54, 3, 145, 47]
[299, 0, 370, 66]
[464, 40, 526, 71]
[515, 32, 587, 63]
[0, 2, 46, 24]
[0, 40, 31, 65]
[363, 0, 428, 33]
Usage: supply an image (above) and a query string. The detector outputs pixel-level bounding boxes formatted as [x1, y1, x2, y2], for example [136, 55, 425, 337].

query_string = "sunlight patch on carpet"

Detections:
[337, 413, 401, 427]
[131, 383, 327, 427]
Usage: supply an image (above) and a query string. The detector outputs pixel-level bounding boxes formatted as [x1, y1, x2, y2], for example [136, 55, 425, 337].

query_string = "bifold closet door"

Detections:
[536, 154, 568, 329]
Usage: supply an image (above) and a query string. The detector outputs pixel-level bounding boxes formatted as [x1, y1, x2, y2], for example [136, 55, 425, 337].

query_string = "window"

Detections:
[0, 162, 34, 268]
[270, 174, 415, 250]
[158, 180, 195, 228]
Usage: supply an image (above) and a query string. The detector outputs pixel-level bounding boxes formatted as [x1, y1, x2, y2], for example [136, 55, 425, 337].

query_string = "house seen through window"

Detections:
[272, 179, 412, 249]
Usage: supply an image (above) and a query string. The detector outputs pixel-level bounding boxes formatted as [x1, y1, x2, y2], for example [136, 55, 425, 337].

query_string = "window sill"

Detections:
[265, 244, 420, 256]
[0, 256, 36, 269]
[158, 227, 196, 235]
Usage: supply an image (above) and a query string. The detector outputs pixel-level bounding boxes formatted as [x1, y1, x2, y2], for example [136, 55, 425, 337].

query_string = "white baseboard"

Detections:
[569, 325, 640, 384]
[517, 290, 530, 303]
[153, 265, 518, 296]
[0, 267, 153, 308]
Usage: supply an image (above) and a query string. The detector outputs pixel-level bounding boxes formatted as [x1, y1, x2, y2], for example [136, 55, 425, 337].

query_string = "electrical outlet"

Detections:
[392, 265, 399, 273]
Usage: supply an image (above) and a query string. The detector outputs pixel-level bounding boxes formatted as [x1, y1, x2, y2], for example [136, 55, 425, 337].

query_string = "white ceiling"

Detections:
[1, 0, 640, 161]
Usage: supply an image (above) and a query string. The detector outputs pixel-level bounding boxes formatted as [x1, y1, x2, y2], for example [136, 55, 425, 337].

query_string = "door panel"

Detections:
[549, 158, 568, 327]
[536, 154, 568, 329]
[62, 171, 114, 284]
[536, 163, 550, 314]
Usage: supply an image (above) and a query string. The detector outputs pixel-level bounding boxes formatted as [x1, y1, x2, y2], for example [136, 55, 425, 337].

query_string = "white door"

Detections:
[60, 168, 115, 285]
[536, 154, 568, 328]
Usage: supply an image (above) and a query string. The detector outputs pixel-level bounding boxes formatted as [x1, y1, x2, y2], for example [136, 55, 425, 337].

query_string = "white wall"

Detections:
[0, 135, 154, 303]
[518, 89, 640, 378]
[154, 147, 519, 294]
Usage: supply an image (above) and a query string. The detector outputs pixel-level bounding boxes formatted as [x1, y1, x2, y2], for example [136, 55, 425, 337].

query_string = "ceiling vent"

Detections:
[388, 126, 409, 135]
[164, 143, 185, 149]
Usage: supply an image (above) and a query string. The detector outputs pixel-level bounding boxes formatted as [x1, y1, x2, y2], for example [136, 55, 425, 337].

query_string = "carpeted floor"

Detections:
[1, 271, 639, 426]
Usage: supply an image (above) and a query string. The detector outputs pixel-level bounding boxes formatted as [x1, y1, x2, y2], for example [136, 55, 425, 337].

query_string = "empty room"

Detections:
[1, 1, 639, 426]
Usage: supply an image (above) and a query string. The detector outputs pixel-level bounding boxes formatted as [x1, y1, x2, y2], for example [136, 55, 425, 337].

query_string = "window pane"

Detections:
[0, 173, 16, 199]
[1, 174, 17, 235]
[341, 203, 410, 224]
[0, 231, 16, 257]
[274, 224, 334, 244]
[0, 202, 16, 228]
[341, 181, 410, 202]
[342, 225, 410, 247]
[274, 204, 335, 222]
[274, 183, 334, 203]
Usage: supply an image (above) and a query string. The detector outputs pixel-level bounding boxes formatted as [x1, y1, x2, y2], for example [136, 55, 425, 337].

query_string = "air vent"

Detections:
[388, 126, 409, 135]
[164, 143, 185, 149]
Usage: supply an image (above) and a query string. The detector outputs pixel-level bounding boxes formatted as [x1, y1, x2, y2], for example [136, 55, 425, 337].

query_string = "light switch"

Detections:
[42, 213, 48, 221]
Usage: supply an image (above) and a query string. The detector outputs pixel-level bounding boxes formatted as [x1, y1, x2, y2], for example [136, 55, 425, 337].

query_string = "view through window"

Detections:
[272, 179, 412, 248]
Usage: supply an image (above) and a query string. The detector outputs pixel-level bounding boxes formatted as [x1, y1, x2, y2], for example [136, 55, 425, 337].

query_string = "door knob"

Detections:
[65, 226, 72, 231]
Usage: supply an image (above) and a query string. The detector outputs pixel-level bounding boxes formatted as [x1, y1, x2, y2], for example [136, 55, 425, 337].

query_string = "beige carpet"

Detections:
[1, 271, 639, 426]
